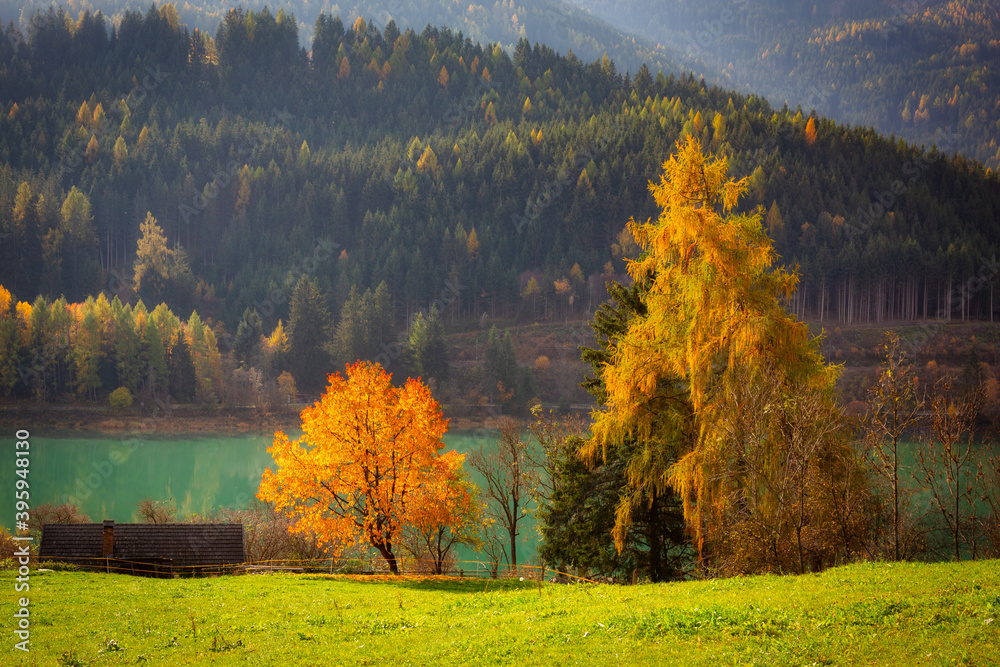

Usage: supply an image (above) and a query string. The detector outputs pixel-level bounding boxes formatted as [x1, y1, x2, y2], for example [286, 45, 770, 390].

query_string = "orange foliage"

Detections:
[804, 117, 817, 147]
[258, 361, 456, 574]
[404, 451, 480, 573]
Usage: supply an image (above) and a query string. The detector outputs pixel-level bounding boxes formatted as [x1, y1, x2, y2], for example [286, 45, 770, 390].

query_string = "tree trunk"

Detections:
[509, 528, 517, 572]
[893, 435, 899, 561]
[375, 542, 399, 574]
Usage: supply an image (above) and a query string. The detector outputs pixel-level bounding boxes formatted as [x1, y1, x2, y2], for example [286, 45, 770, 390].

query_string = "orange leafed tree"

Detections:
[258, 360, 453, 574]
[403, 453, 481, 574]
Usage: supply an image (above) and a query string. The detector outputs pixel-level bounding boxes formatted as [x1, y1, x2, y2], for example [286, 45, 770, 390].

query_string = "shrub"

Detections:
[277, 371, 297, 403]
[109, 386, 133, 411]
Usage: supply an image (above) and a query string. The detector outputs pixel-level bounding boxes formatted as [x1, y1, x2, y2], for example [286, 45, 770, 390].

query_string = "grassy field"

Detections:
[2, 560, 999, 666]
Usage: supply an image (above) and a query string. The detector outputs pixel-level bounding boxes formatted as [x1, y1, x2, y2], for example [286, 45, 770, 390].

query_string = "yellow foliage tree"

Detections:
[76, 100, 91, 127]
[134, 212, 169, 295]
[258, 361, 456, 574]
[91, 103, 105, 129]
[85, 135, 99, 164]
[583, 136, 838, 565]
[113, 136, 128, 168]
[416, 145, 439, 178]
[438, 64, 449, 87]
[136, 126, 150, 153]
[466, 227, 479, 259]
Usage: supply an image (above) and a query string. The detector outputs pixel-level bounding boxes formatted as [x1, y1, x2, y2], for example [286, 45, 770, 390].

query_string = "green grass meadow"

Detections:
[3, 560, 999, 666]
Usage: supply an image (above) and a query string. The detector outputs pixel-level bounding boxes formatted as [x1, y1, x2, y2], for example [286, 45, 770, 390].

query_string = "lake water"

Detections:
[2, 429, 539, 568]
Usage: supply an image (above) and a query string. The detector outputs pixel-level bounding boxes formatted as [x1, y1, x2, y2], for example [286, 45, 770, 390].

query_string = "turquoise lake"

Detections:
[2, 429, 539, 568]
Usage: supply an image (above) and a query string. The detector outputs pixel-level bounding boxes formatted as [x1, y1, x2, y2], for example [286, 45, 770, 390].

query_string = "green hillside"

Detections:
[3, 560, 998, 664]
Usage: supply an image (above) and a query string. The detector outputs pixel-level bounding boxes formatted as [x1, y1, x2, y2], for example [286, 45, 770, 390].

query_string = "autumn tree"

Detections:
[258, 361, 454, 574]
[133, 212, 195, 311]
[29, 502, 91, 539]
[416, 145, 439, 178]
[0, 286, 20, 397]
[403, 465, 481, 574]
[584, 137, 841, 571]
[804, 117, 818, 146]
[85, 134, 98, 163]
[71, 306, 103, 400]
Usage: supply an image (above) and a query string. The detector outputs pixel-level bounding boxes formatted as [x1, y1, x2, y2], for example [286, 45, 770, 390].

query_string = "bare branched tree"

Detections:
[135, 497, 177, 523]
[864, 331, 924, 560]
[708, 362, 854, 574]
[28, 502, 91, 537]
[980, 443, 1000, 558]
[919, 375, 985, 561]
[526, 404, 586, 507]
[468, 417, 538, 572]
[192, 500, 332, 563]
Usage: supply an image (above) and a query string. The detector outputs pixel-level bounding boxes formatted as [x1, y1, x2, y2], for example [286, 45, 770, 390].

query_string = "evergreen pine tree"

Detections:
[287, 276, 333, 393]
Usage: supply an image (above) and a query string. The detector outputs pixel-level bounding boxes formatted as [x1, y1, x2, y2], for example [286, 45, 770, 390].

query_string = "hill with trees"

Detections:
[0, 3, 999, 406]
[564, 0, 1000, 169]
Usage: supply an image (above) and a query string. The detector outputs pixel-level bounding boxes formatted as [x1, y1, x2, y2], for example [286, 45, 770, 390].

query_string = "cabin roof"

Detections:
[40, 522, 246, 566]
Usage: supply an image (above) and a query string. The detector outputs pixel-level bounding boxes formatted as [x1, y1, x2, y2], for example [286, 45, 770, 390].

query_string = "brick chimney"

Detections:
[102, 520, 114, 557]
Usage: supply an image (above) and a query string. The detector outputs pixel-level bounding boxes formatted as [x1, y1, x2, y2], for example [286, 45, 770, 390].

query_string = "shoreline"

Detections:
[0, 404, 503, 436]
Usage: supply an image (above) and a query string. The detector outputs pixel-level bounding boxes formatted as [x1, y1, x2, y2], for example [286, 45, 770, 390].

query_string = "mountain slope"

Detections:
[0, 4, 998, 334]
[561, 0, 1000, 168]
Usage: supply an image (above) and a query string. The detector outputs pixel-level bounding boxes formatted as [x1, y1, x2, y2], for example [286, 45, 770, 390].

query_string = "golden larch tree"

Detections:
[85, 135, 99, 164]
[583, 136, 839, 567]
[804, 117, 818, 146]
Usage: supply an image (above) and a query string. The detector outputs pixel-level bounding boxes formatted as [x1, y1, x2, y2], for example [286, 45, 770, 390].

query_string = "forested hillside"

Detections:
[565, 0, 1000, 169]
[1, 4, 999, 343]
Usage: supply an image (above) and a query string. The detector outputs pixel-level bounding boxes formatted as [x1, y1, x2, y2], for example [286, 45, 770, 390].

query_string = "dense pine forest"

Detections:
[3, 0, 996, 173]
[1, 3, 999, 404]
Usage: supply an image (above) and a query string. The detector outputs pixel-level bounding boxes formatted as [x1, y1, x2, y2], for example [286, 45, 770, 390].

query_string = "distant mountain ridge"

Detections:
[561, 0, 1000, 168]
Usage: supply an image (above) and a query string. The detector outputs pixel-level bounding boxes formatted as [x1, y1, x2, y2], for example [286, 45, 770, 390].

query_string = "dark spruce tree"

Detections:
[232, 307, 264, 369]
[540, 279, 691, 582]
[287, 276, 333, 394]
[167, 334, 196, 403]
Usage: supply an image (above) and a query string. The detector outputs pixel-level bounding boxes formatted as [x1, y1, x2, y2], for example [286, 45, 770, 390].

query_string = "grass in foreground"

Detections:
[2, 560, 999, 665]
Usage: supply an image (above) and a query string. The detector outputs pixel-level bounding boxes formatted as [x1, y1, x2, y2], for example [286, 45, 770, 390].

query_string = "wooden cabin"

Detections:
[40, 521, 245, 577]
